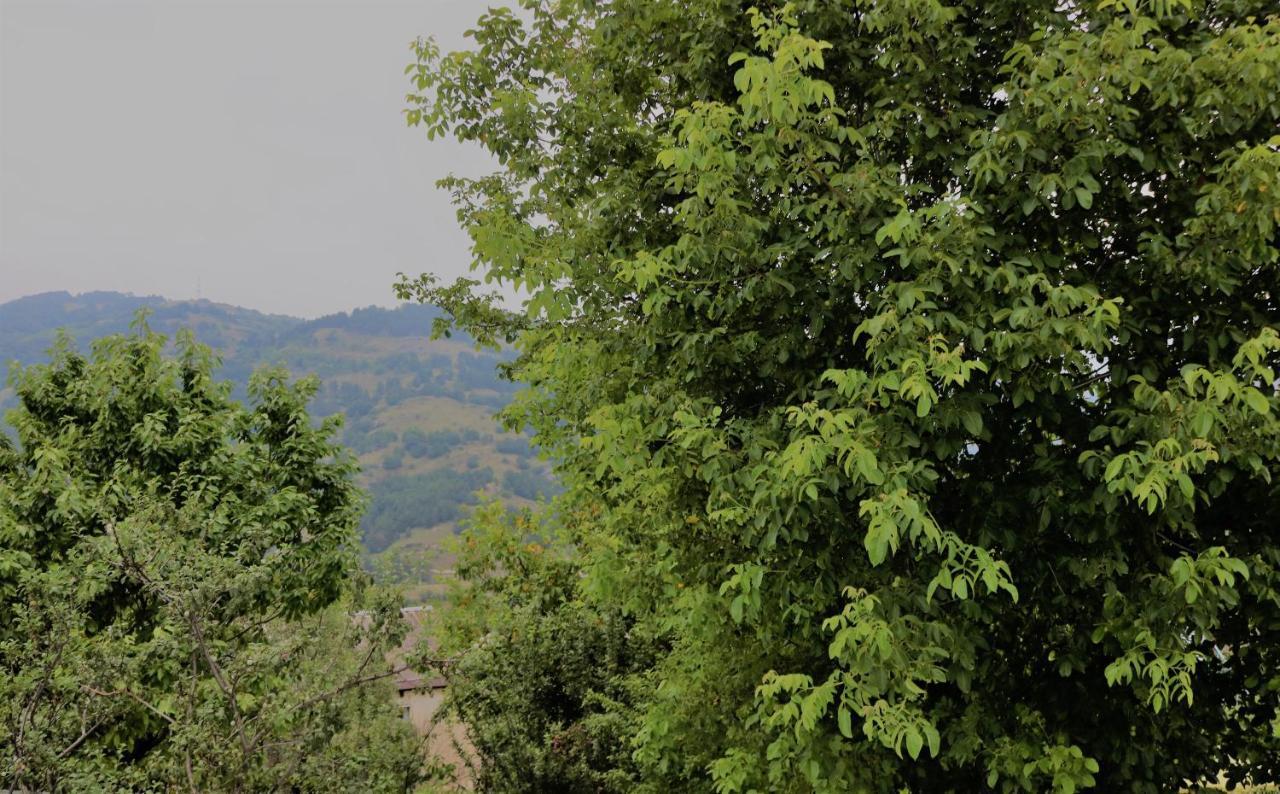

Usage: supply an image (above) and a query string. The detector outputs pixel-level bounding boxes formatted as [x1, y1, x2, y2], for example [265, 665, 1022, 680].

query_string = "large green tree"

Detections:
[0, 323, 430, 791]
[401, 0, 1280, 790]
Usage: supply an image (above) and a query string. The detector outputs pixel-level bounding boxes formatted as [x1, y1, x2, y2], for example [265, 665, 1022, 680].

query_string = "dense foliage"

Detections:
[0, 323, 428, 790]
[402, 0, 1280, 790]
[423, 501, 655, 793]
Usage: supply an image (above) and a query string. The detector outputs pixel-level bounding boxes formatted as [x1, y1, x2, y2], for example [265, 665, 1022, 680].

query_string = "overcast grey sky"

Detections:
[1, 0, 501, 318]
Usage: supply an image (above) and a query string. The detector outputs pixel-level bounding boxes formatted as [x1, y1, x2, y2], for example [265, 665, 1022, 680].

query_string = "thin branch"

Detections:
[12, 632, 68, 777]
[1072, 365, 1112, 391]
[56, 716, 108, 761]
[188, 609, 252, 771]
[82, 685, 175, 726]
[282, 665, 407, 719]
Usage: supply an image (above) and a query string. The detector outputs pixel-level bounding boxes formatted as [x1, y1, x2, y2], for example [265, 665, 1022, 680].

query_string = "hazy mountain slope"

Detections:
[0, 291, 554, 582]
[0, 291, 299, 365]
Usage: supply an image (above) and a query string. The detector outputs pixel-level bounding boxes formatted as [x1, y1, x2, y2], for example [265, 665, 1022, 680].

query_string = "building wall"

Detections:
[397, 685, 473, 787]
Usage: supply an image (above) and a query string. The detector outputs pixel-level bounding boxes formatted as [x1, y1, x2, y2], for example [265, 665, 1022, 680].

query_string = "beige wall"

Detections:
[396, 685, 473, 787]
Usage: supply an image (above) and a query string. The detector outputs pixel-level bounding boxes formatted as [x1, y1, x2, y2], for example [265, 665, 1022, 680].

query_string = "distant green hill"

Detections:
[0, 291, 555, 594]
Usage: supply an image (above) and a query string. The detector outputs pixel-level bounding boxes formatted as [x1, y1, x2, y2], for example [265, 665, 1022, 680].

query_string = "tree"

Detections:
[0, 322, 430, 791]
[399, 1, 1280, 791]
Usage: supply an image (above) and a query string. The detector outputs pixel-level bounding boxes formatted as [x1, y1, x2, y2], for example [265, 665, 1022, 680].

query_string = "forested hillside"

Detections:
[0, 291, 555, 582]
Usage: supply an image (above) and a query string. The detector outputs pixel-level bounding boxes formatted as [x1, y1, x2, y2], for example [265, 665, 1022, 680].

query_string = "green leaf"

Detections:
[1104, 456, 1126, 482]
[905, 728, 924, 760]
[924, 723, 941, 757]
[1191, 409, 1214, 437]
[1243, 388, 1271, 415]
[865, 530, 889, 566]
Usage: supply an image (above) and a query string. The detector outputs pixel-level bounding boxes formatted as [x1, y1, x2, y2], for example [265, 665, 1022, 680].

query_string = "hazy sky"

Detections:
[1, 0, 502, 318]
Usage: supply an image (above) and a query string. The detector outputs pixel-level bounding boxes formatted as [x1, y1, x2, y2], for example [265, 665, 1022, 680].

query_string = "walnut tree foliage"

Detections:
[0, 322, 430, 791]
[399, 0, 1280, 790]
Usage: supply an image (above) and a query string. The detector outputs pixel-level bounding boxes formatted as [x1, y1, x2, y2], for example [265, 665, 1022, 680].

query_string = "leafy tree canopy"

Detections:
[0, 321, 430, 791]
[401, 0, 1280, 791]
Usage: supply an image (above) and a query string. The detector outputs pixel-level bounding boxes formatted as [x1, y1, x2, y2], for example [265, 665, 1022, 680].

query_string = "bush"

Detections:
[423, 502, 656, 794]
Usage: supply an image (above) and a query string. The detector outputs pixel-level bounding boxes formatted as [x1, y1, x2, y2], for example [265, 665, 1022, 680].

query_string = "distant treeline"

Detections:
[3, 293, 518, 416]
[360, 467, 496, 552]
[1, 291, 459, 369]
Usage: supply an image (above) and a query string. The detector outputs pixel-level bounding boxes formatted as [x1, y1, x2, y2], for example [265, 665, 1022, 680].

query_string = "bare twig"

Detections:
[82, 685, 175, 726]
[188, 609, 251, 765]
[56, 716, 108, 761]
